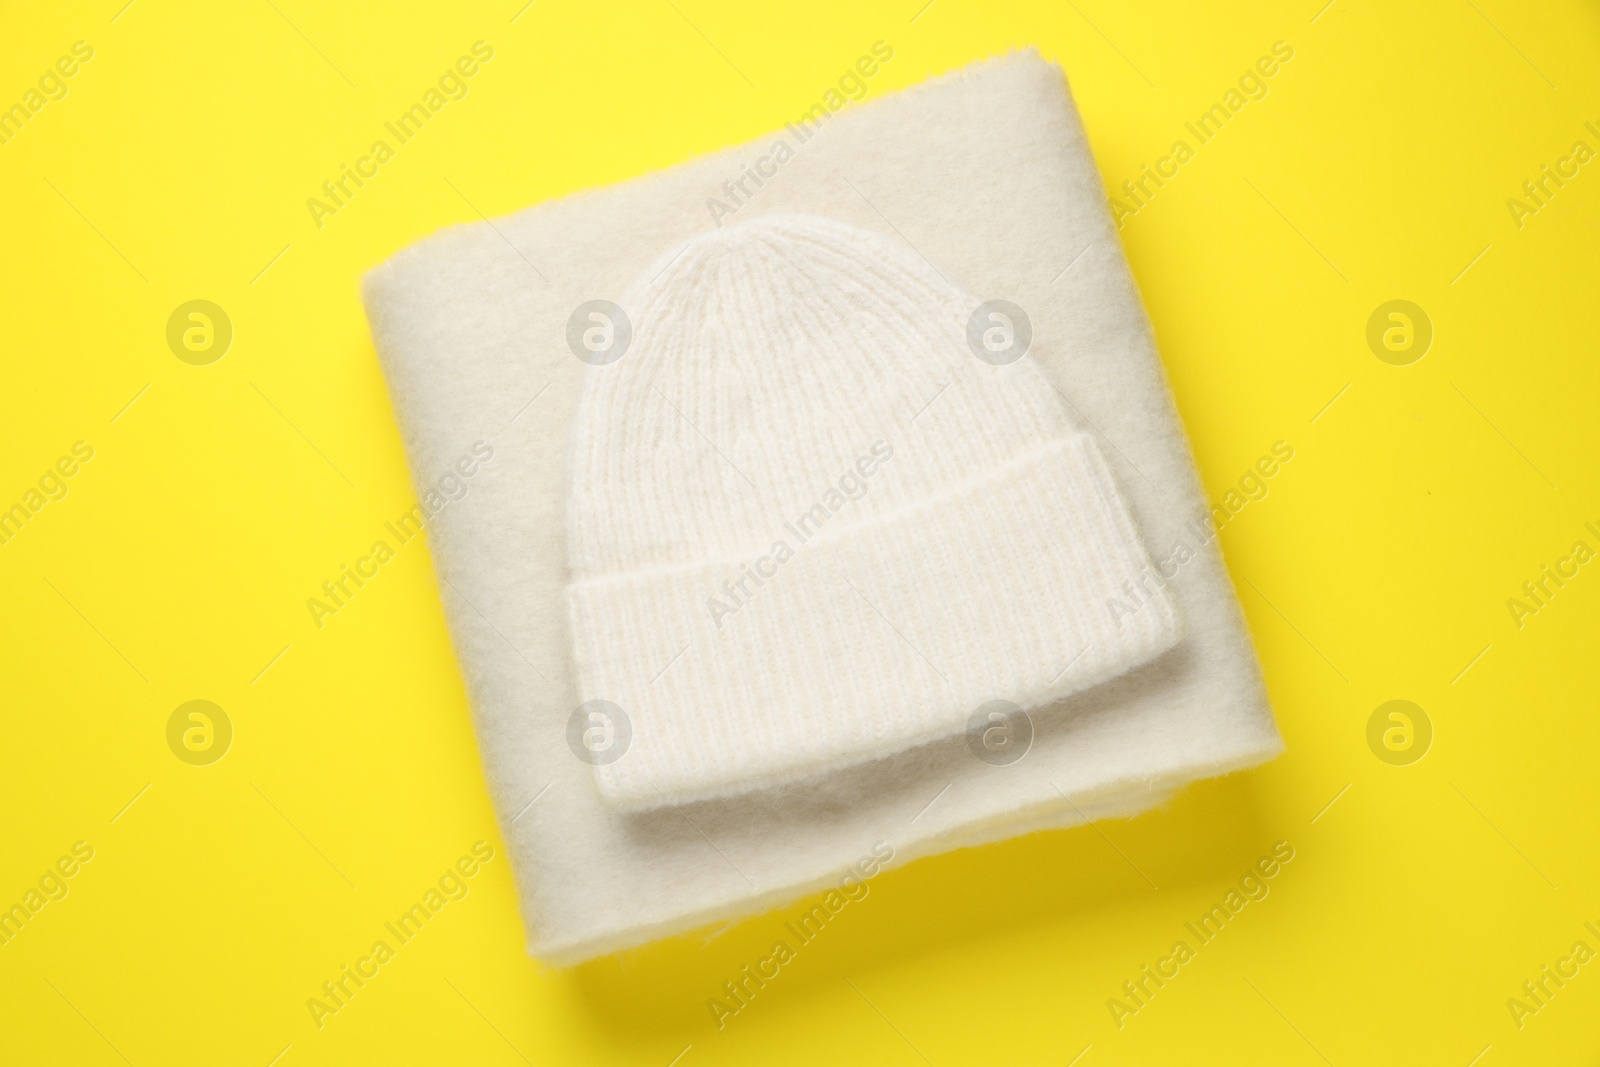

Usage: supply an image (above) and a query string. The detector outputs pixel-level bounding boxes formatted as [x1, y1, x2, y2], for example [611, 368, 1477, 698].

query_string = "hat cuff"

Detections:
[566, 433, 1182, 811]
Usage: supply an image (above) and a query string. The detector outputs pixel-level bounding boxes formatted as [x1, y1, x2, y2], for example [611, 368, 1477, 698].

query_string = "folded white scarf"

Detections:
[363, 51, 1282, 965]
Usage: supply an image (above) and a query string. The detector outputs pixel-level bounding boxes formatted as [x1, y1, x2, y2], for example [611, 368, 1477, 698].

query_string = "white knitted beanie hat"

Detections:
[565, 214, 1180, 810]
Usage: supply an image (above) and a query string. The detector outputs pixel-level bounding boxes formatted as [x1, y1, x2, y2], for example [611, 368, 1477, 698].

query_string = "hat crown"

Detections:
[568, 214, 1071, 577]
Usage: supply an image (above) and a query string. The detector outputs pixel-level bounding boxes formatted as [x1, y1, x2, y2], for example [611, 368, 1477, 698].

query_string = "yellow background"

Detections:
[3, 0, 1598, 1063]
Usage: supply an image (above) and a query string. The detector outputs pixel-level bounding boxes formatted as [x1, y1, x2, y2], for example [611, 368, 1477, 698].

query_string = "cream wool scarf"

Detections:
[362, 52, 1283, 965]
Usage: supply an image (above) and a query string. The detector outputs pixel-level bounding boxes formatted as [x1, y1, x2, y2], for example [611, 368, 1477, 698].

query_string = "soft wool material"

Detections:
[567, 214, 1180, 810]
[362, 52, 1283, 965]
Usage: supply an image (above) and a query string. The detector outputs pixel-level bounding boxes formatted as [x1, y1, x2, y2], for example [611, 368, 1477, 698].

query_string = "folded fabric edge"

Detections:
[356, 49, 1068, 305]
[532, 730, 1283, 967]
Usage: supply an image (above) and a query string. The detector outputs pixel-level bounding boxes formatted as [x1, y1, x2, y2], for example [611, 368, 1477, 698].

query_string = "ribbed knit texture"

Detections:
[566, 214, 1180, 810]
